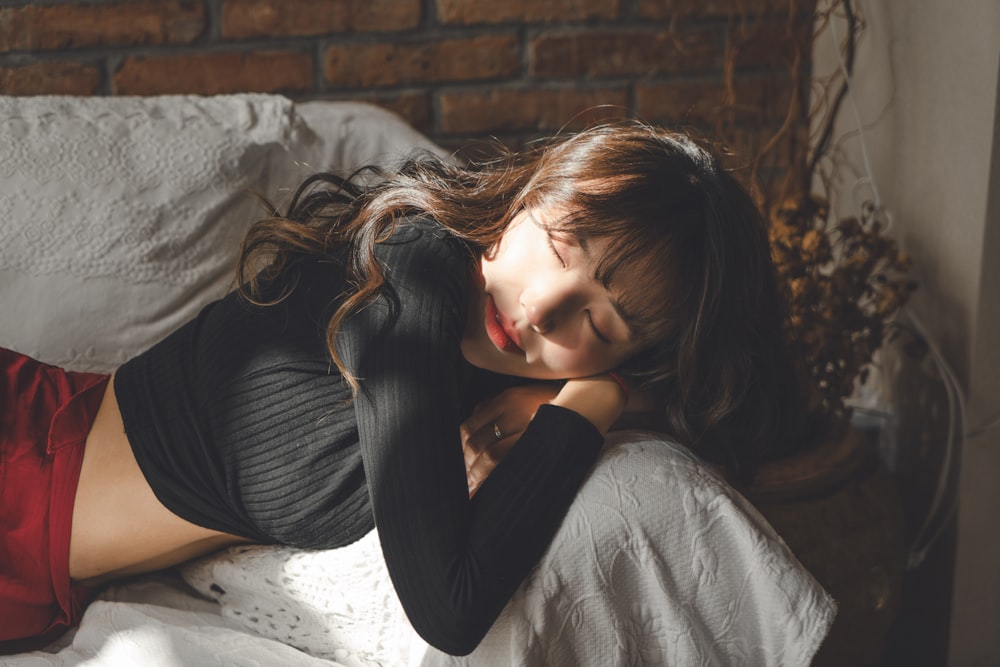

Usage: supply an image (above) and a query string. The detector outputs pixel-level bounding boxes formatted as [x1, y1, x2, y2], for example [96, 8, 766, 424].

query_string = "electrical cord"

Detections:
[902, 308, 965, 569]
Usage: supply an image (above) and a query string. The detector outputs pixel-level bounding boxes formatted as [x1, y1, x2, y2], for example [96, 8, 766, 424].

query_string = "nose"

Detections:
[520, 280, 578, 335]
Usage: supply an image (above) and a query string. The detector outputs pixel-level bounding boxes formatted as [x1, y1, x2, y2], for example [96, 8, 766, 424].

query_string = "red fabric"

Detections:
[0, 348, 109, 653]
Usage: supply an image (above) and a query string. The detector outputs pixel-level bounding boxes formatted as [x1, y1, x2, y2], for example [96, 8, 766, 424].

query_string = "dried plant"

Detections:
[715, 0, 918, 432]
[769, 193, 917, 427]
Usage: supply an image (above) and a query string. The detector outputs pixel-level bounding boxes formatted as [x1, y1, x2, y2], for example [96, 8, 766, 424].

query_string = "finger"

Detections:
[459, 419, 476, 448]
[464, 417, 506, 453]
[467, 455, 487, 497]
[463, 419, 506, 470]
[460, 412, 491, 445]
[463, 435, 483, 470]
[466, 434, 517, 496]
[466, 444, 492, 497]
[460, 394, 505, 439]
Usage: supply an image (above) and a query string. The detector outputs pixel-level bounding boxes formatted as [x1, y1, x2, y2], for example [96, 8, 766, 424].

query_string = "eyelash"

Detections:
[545, 230, 611, 344]
[544, 230, 566, 267]
[587, 310, 611, 343]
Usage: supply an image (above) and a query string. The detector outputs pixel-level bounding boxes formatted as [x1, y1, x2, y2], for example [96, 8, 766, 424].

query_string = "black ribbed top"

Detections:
[114, 218, 604, 655]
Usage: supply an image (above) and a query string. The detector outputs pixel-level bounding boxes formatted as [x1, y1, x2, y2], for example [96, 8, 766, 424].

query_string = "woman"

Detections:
[0, 121, 801, 654]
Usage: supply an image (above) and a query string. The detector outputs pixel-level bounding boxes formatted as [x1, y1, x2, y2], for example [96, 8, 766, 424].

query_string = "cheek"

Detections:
[485, 225, 536, 275]
[479, 253, 506, 290]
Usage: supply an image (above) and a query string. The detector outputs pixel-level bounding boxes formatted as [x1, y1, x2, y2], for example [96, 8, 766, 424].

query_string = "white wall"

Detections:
[811, 1, 1000, 664]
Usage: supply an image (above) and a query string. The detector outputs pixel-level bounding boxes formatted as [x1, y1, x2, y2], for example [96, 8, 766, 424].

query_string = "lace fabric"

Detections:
[0, 94, 299, 285]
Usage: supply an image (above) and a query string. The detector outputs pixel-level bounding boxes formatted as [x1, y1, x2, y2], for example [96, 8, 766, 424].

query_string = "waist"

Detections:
[71, 376, 250, 584]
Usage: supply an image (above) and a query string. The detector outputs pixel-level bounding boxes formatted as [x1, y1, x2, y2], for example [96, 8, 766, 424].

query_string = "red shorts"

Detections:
[0, 348, 109, 653]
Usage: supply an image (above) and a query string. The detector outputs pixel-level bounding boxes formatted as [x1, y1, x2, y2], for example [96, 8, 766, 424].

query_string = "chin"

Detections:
[461, 340, 530, 378]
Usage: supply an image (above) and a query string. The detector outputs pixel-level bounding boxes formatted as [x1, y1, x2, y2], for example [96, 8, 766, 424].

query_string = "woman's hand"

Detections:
[461, 383, 560, 497]
[461, 375, 629, 496]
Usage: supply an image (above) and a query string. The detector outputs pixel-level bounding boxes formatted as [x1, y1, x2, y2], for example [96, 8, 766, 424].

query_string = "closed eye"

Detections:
[586, 310, 611, 343]
[545, 230, 567, 268]
[546, 230, 614, 343]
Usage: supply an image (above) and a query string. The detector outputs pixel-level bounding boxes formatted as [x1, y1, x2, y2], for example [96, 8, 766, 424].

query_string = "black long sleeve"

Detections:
[337, 220, 604, 654]
[116, 218, 604, 655]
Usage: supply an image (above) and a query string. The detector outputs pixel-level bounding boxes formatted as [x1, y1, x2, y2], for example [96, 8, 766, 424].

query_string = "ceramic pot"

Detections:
[741, 426, 906, 667]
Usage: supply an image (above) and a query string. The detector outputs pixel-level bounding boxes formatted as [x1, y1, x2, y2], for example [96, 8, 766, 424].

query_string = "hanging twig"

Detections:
[806, 0, 858, 189]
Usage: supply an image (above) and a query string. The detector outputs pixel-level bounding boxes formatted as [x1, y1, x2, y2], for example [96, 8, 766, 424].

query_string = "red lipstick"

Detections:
[485, 296, 523, 354]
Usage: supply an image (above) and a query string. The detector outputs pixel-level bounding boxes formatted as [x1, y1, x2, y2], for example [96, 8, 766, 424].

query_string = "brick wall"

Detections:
[0, 0, 815, 193]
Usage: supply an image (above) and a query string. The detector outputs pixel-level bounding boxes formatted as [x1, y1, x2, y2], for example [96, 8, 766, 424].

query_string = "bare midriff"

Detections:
[69, 377, 252, 588]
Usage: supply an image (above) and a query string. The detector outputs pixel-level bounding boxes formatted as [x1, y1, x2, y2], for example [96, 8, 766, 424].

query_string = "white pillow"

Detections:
[293, 100, 449, 178]
[0, 96, 446, 373]
[0, 94, 305, 371]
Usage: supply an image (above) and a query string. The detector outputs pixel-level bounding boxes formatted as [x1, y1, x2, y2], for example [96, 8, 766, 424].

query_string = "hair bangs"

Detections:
[543, 205, 677, 348]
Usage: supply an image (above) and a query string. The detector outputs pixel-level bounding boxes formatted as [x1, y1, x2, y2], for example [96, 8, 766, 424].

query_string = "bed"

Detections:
[0, 94, 836, 666]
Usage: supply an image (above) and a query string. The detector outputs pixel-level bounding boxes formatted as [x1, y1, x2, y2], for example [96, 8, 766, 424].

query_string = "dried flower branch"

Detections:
[711, 0, 918, 432]
[770, 194, 917, 425]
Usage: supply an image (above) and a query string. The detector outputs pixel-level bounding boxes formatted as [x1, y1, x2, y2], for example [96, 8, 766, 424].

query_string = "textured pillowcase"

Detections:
[0, 96, 446, 373]
[0, 94, 309, 372]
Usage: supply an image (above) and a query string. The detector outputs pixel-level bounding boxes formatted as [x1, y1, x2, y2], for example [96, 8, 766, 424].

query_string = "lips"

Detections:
[485, 295, 523, 354]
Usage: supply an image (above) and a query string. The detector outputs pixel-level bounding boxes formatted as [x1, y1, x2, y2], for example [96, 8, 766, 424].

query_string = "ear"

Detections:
[482, 238, 501, 261]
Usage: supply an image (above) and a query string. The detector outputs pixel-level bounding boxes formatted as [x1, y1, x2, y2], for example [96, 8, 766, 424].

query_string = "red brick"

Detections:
[437, 0, 618, 25]
[353, 92, 434, 133]
[638, 0, 812, 20]
[718, 135, 805, 209]
[727, 17, 814, 69]
[222, 0, 420, 38]
[636, 75, 795, 126]
[0, 61, 101, 95]
[325, 35, 519, 88]
[438, 88, 628, 135]
[0, 1, 203, 53]
[722, 122, 806, 174]
[113, 51, 313, 96]
[531, 27, 722, 79]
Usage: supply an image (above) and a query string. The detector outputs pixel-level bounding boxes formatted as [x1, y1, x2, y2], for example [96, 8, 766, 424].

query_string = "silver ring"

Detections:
[492, 422, 503, 440]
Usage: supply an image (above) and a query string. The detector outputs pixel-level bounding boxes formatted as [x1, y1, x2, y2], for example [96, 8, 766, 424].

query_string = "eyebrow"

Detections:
[577, 236, 641, 339]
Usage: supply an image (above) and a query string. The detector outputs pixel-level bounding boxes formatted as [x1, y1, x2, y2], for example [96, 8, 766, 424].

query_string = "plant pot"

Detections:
[741, 426, 906, 667]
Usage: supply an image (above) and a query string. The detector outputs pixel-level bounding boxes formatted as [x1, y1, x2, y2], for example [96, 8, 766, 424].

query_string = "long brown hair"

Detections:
[237, 120, 803, 480]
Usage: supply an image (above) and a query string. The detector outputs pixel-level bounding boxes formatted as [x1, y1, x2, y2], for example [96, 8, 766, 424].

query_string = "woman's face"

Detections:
[461, 207, 651, 380]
